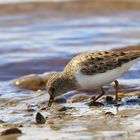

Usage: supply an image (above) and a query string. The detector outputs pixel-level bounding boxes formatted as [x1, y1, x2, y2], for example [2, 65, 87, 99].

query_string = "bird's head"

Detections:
[47, 73, 69, 107]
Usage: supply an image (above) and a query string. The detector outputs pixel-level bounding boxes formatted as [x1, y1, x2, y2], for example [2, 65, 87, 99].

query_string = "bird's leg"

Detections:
[114, 80, 119, 101]
[92, 87, 105, 102]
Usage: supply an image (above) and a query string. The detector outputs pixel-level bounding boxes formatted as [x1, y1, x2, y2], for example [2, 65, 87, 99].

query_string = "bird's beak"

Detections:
[48, 93, 54, 107]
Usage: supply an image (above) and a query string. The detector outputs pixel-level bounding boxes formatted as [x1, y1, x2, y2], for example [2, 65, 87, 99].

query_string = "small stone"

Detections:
[118, 92, 125, 97]
[57, 106, 67, 111]
[36, 112, 46, 124]
[26, 104, 37, 112]
[0, 124, 22, 128]
[67, 99, 77, 103]
[40, 106, 47, 111]
[54, 97, 67, 104]
[23, 114, 33, 117]
[0, 120, 5, 123]
[114, 103, 122, 107]
[26, 108, 35, 112]
[105, 112, 115, 116]
[72, 94, 90, 102]
[105, 96, 114, 103]
[50, 125, 61, 131]
[58, 106, 73, 111]
[89, 96, 96, 101]
[46, 119, 54, 125]
[53, 105, 73, 112]
[126, 98, 140, 105]
[0, 128, 22, 136]
[120, 115, 128, 118]
[86, 101, 104, 107]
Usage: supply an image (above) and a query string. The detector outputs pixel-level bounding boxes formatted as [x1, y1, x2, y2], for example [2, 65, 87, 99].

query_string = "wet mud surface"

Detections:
[0, 74, 140, 140]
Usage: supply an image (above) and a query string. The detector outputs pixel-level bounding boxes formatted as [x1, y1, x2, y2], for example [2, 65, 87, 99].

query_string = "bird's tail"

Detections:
[130, 51, 140, 60]
[133, 51, 140, 57]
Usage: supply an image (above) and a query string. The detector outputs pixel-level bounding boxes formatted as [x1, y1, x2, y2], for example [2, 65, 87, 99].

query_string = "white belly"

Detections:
[76, 59, 139, 89]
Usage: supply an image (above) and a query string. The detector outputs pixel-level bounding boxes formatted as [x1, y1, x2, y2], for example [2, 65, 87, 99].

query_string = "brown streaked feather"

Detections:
[72, 51, 140, 75]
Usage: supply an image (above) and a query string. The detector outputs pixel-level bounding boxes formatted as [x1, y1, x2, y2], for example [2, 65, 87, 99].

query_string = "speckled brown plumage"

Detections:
[64, 51, 140, 75]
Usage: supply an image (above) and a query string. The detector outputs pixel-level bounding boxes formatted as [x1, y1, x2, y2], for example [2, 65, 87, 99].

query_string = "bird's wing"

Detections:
[78, 51, 140, 75]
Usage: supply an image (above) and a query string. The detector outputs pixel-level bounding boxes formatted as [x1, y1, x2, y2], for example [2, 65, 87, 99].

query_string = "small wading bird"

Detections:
[47, 50, 140, 107]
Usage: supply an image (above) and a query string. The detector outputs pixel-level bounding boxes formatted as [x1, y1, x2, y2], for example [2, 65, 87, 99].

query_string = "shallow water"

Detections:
[0, 0, 140, 140]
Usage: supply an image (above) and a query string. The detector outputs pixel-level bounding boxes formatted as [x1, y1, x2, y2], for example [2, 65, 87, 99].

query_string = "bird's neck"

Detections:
[61, 72, 79, 92]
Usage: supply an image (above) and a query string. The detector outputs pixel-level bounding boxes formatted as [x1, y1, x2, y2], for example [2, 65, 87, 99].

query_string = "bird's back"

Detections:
[64, 50, 140, 89]
[64, 50, 140, 75]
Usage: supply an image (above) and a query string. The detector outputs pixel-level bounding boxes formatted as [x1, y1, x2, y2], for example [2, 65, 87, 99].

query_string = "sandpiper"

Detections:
[47, 50, 140, 107]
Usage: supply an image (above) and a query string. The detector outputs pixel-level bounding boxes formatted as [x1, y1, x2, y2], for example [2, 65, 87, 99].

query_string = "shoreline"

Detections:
[0, 0, 140, 16]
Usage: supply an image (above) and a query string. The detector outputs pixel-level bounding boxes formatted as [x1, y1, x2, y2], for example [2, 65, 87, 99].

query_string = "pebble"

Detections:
[73, 94, 90, 102]
[86, 101, 104, 107]
[67, 99, 77, 103]
[105, 96, 114, 103]
[126, 98, 140, 105]
[105, 112, 115, 116]
[89, 96, 96, 101]
[36, 112, 46, 124]
[57, 106, 73, 112]
[0, 128, 22, 136]
[50, 125, 61, 131]
[26, 108, 35, 112]
[0, 120, 5, 123]
[54, 97, 67, 104]
[0, 124, 22, 128]
[46, 119, 54, 125]
[40, 106, 47, 111]
[68, 94, 90, 103]
[118, 92, 125, 97]
[51, 105, 74, 112]
[105, 96, 121, 105]
[57, 106, 68, 111]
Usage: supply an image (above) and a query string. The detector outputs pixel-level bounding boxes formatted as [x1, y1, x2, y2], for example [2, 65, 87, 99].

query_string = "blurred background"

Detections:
[0, 0, 140, 82]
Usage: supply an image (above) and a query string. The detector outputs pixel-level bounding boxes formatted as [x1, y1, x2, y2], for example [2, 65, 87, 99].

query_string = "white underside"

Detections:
[76, 58, 140, 89]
